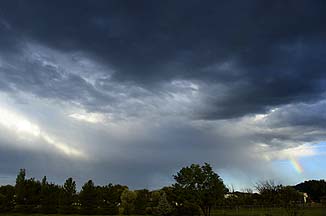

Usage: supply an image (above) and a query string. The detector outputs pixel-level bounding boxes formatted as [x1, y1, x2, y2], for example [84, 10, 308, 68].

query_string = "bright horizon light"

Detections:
[0, 105, 85, 158]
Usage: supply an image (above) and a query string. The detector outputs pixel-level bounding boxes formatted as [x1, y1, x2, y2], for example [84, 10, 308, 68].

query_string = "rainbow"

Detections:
[290, 157, 303, 174]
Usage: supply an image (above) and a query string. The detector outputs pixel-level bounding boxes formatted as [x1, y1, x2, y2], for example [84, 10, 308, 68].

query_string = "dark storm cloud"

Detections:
[266, 101, 326, 129]
[0, 59, 92, 107]
[0, 0, 326, 119]
[1, 0, 326, 189]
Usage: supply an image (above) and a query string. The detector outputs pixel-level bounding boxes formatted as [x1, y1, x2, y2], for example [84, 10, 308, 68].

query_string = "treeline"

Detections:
[294, 180, 326, 203]
[224, 181, 305, 208]
[224, 180, 326, 207]
[1, 169, 127, 215]
[0, 164, 325, 216]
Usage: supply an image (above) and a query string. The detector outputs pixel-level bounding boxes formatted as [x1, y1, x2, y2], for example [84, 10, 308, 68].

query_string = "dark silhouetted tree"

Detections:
[0, 185, 14, 212]
[79, 180, 98, 214]
[15, 169, 42, 213]
[97, 184, 126, 215]
[15, 169, 26, 208]
[295, 180, 326, 202]
[59, 177, 77, 213]
[40, 176, 60, 213]
[255, 180, 282, 205]
[23, 178, 41, 213]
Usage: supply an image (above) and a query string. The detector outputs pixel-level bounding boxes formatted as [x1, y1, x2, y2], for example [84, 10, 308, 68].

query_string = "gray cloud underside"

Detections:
[0, 0, 326, 119]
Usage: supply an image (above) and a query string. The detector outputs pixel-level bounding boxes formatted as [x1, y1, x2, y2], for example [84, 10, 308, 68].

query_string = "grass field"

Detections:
[212, 207, 325, 215]
[0, 208, 325, 216]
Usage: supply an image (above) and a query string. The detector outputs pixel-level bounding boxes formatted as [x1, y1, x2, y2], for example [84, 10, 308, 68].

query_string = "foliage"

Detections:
[255, 181, 305, 216]
[155, 192, 173, 216]
[19, 178, 41, 213]
[295, 180, 326, 202]
[120, 189, 137, 215]
[14, 169, 43, 213]
[150, 190, 162, 207]
[255, 180, 283, 205]
[173, 163, 227, 216]
[79, 180, 98, 214]
[40, 176, 60, 213]
[223, 191, 259, 207]
[0, 167, 324, 215]
[0, 185, 14, 212]
[15, 169, 26, 207]
[279, 186, 304, 204]
[96, 184, 126, 215]
[279, 186, 305, 216]
[175, 201, 201, 216]
[255, 181, 304, 206]
[134, 189, 150, 215]
[59, 177, 77, 214]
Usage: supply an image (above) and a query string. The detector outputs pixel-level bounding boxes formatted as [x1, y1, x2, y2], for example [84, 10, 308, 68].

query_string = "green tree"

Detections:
[173, 163, 227, 216]
[97, 184, 127, 215]
[0, 185, 15, 212]
[15, 169, 26, 207]
[144, 190, 161, 215]
[156, 192, 173, 216]
[40, 176, 60, 213]
[15, 169, 42, 213]
[134, 189, 150, 215]
[59, 177, 77, 213]
[23, 178, 42, 213]
[79, 180, 98, 214]
[121, 189, 137, 215]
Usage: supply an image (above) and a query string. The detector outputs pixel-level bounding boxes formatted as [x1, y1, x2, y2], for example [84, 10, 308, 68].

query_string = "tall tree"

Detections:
[15, 169, 26, 207]
[15, 169, 42, 213]
[40, 176, 60, 213]
[173, 163, 227, 216]
[156, 192, 173, 216]
[23, 178, 42, 213]
[79, 180, 98, 214]
[59, 177, 77, 213]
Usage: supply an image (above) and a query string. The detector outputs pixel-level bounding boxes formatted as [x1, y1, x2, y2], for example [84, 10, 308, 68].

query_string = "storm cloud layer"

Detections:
[0, 0, 325, 189]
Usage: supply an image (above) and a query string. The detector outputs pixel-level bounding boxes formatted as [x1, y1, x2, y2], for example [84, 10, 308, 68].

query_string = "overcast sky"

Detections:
[0, 0, 326, 190]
